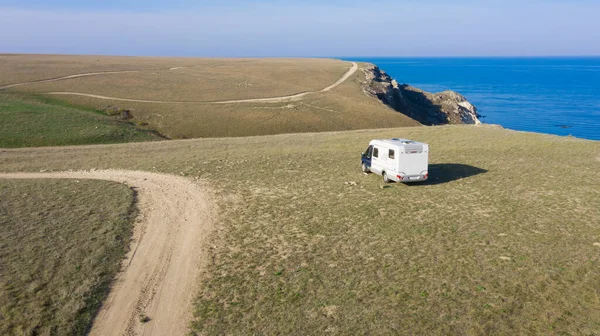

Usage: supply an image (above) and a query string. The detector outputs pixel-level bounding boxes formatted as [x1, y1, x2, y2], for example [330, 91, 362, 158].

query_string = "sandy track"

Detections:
[0, 170, 215, 336]
[44, 92, 192, 104]
[0, 71, 141, 90]
[214, 61, 358, 104]
[0, 65, 198, 90]
[3, 62, 359, 104]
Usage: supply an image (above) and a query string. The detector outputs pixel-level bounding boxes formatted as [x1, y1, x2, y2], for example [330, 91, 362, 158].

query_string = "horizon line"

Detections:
[1, 52, 599, 59]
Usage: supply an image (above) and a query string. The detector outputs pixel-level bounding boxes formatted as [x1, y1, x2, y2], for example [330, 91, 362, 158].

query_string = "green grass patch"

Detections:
[0, 93, 161, 148]
[0, 179, 137, 335]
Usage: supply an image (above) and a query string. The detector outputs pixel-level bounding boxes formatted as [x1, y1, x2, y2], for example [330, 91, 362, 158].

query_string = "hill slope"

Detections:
[1, 55, 424, 140]
[0, 93, 161, 148]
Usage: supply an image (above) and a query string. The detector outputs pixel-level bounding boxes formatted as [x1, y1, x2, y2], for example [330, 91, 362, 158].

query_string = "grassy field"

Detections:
[1, 125, 599, 335]
[44, 66, 420, 139]
[0, 178, 136, 335]
[10, 58, 350, 101]
[0, 92, 161, 147]
[1, 55, 420, 140]
[0, 54, 203, 86]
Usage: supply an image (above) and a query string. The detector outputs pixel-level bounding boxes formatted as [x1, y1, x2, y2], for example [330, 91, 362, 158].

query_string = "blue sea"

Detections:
[344, 57, 600, 141]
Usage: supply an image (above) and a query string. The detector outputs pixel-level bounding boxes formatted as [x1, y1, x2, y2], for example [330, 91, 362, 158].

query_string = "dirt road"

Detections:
[214, 61, 358, 104]
[44, 92, 191, 104]
[0, 170, 215, 336]
[0, 65, 195, 90]
[1, 62, 359, 104]
[0, 71, 141, 90]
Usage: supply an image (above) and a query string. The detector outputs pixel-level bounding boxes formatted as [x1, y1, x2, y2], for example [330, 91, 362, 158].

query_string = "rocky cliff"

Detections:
[361, 64, 481, 125]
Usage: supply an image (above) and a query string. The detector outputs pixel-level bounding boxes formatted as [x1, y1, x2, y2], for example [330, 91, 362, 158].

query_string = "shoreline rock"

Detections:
[361, 64, 481, 125]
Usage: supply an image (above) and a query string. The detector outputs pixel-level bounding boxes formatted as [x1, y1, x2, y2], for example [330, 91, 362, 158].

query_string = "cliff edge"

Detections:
[361, 64, 481, 125]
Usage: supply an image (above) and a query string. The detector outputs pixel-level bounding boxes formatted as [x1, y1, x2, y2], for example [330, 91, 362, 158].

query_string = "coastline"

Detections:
[344, 56, 600, 141]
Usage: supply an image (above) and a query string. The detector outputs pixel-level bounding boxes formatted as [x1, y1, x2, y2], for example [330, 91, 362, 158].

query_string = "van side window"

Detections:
[373, 147, 379, 158]
[389, 149, 395, 159]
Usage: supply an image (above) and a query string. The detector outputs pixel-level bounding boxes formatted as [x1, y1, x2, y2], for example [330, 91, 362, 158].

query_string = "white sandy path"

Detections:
[3, 62, 359, 104]
[0, 65, 201, 90]
[0, 71, 141, 90]
[214, 61, 358, 104]
[0, 169, 215, 336]
[44, 92, 191, 104]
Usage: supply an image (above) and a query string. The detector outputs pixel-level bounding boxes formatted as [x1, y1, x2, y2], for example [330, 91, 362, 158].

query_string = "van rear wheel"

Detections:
[383, 172, 392, 183]
[362, 163, 370, 173]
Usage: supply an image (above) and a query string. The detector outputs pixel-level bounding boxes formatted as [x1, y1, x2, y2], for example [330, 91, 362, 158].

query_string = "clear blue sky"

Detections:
[1, 0, 598, 57]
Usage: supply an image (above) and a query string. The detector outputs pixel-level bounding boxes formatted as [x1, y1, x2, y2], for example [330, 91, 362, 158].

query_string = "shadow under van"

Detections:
[410, 164, 487, 186]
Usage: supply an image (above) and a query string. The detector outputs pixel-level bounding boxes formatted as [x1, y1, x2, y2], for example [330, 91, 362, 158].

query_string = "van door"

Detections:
[362, 145, 373, 168]
[370, 146, 383, 174]
[387, 148, 398, 173]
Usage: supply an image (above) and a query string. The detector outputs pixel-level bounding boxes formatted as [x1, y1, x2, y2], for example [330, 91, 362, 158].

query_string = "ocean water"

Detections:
[344, 57, 600, 141]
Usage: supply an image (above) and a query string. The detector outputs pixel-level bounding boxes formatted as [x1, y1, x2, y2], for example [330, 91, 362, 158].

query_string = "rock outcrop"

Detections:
[361, 64, 481, 125]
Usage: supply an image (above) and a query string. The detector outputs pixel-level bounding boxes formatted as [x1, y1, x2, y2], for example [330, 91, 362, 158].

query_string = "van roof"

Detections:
[372, 138, 426, 146]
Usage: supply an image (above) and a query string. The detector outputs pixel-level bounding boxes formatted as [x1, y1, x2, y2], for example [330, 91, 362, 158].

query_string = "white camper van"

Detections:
[361, 139, 429, 183]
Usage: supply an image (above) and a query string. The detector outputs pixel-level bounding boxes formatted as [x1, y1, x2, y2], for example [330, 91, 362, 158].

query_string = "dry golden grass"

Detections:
[11, 58, 349, 101]
[0, 54, 199, 86]
[1, 55, 419, 139]
[1, 54, 347, 100]
[17, 63, 418, 139]
[0, 178, 136, 335]
[1, 125, 599, 335]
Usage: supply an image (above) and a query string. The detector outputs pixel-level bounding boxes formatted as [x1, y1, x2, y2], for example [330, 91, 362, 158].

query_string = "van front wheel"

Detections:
[362, 163, 370, 173]
[383, 172, 392, 183]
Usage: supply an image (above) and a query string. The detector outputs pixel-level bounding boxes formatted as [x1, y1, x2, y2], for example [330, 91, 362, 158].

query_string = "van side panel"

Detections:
[370, 141, 399, 176]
